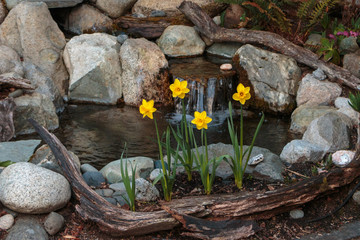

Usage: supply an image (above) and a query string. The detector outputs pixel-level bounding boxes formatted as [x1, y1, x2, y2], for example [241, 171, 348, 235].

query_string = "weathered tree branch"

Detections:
[0, 98, 15, 142]
[30, 119, 360, 237]
[178, 1, 360, 91]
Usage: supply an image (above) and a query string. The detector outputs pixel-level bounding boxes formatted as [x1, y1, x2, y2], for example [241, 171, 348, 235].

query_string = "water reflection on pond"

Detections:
[57, 105, 293, 169]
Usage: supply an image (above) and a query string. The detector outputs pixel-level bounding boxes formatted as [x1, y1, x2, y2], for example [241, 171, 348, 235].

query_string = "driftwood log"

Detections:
[0, 98, 15, 142]
[29, 119, 360, 238]
[0, 76, 34, 90]
[178, 1, 360, 91]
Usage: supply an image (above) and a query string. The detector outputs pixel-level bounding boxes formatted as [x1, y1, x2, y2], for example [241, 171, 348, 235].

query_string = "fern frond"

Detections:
[307, 0, 339, 29]
[297, 0, 317, 20]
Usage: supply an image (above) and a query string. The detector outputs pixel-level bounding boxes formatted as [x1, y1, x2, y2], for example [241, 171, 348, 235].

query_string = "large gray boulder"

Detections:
[234, 44, 301, 113]
[290, 105, 337, 134]
[5, 0, 82, 9]
[13, 92, 59, 135]
[120, 38, 171, 106]
[157, 25, 205, 57]
[132, 0, 224, 17]
[6, 218, 48, 240]
[280, 139, 326, 164]
[23, 61, 64, 112]
[335, 97, 360, 126]
[64, 33, 122, 105]
[94, 0, 137, 18]
[0, 2, 69, 96]
[0, 45, 23, 77]
[100, 156, 154, 184]
[67, 4, 112, 35]
[296, 73, 341, 107]
[134, 178, 159, 201]
[303, 112, 352, 152]
[0, 139, 41, 163]
[343, 50, 360, 78]
[0, 162, 71, 214]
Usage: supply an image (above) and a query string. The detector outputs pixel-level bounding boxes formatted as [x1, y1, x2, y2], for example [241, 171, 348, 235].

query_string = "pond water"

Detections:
[56, 104, 293, 169]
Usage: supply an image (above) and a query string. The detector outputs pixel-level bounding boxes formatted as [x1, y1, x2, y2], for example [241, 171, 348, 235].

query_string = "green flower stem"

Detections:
[182, 99, 192, 181]
[154, 118, 170, 201]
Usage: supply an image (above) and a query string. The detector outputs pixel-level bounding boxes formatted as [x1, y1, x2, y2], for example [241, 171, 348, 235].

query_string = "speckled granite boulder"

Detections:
[0, 162, 71, 214]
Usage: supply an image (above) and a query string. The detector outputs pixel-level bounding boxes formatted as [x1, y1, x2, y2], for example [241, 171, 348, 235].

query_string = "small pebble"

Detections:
[150, 168, 163, 181]
[95, 188, 114, 197]
[353, 190, 360, 205]
[289, 209, 304, 219]
[220, 63, 232, 71]
[117, 33, 128, 45]
[0, 214, 14, 230]
[8, 89, 23, 98]
[104, 197, 117, 205]
[312, 68, 326, 81]
[332, 150, 355, 167]
[44, 212, 64, 235]
[150, 10, 166, 17]
[80, 163, 98, 173]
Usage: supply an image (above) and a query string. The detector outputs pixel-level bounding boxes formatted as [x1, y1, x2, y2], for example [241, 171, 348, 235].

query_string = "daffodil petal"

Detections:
[244, 86, 250, 93]
[180, 80, 187, 88]
[200, 111, 206, 119]
[205, 116, 212, 123]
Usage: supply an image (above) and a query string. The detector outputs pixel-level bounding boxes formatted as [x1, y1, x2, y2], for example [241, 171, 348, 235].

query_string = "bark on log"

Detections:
[0, 76, 34, 90]
[115, 16, 171, 39]
[29, 119, 360, 237]
[0, 98, 15, 142]
[178, 1, 360, 91]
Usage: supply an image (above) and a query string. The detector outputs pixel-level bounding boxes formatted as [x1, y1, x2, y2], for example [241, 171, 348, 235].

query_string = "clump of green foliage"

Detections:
[215, 0, 292, 33]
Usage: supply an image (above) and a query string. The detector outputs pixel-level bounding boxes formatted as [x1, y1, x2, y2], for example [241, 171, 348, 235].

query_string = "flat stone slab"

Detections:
[0, 140, 41, 163]
[300, 221, 360, 240]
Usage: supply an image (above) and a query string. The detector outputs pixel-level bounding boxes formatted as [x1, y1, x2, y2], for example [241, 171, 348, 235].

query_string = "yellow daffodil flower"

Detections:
[191, 111, 212, 130]
[169, 78, 190, 99]
[139, 99, 156, 119]
[233, 83, 251, 105]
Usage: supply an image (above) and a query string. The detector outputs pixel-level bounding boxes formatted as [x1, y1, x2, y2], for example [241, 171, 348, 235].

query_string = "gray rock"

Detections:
[120, 38, 171, 106]
[312, 68, 327, 81]
[339, 36, 359, 54]
[13, 92, 59, 135]
[0, 139, 41, 163]
[303, 112, 351, 152]
[64, 33, 122, 105]
[67, 4, 112, 35]
[104, 197, 117, 205]
[213, 16, 221, 25]
[290, 209, 304, 219]
[95, 188, 114, 197]
[343, 50, 360, 78]
[83, 171, 106, 187]
[113, 193, 130, 206]
[305, 34, 322, 49]
[150, 168, 162, 181]
[132, 0, 224, 18]
[290, 105, 337, 134]
[135, 178, 159, 201]
[206, 42, 242, 58]
[353, 191, 360, 205]
[94, 0, 137, 18]
[335, 97, 360, 126]
[280, 140, 326, 164]
[23, 61, 64, 113]
[150, 10, 166, 17]
[6, 218, 48, 240]
[234, 44, 301, 113]
[7, 89, 22, 98]
[0, 162, 71, 214]
[109, 182, 127, 193]
[30, 144, 81, 175]
[154, 160, 168, 170]
[101, 156, 154, 184]
[168, 143, 284, 182]
[0, 2, 69, 96]
[80, 163, 98, 173]
[0, 45, 24, 77]
[5, 0, 83, 9]
[296, 73, 341, 107]
[0, 214, 14, 230]
[116, 33, 128, 44]
[0, 2, 7, 24]
[157, 25, 205, 57]
[44, 212, 64, 235]
[332, 150, 356, 167]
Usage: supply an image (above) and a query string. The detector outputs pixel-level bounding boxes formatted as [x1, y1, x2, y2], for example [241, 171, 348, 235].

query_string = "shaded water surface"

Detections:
[57, 105, 293, 169]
